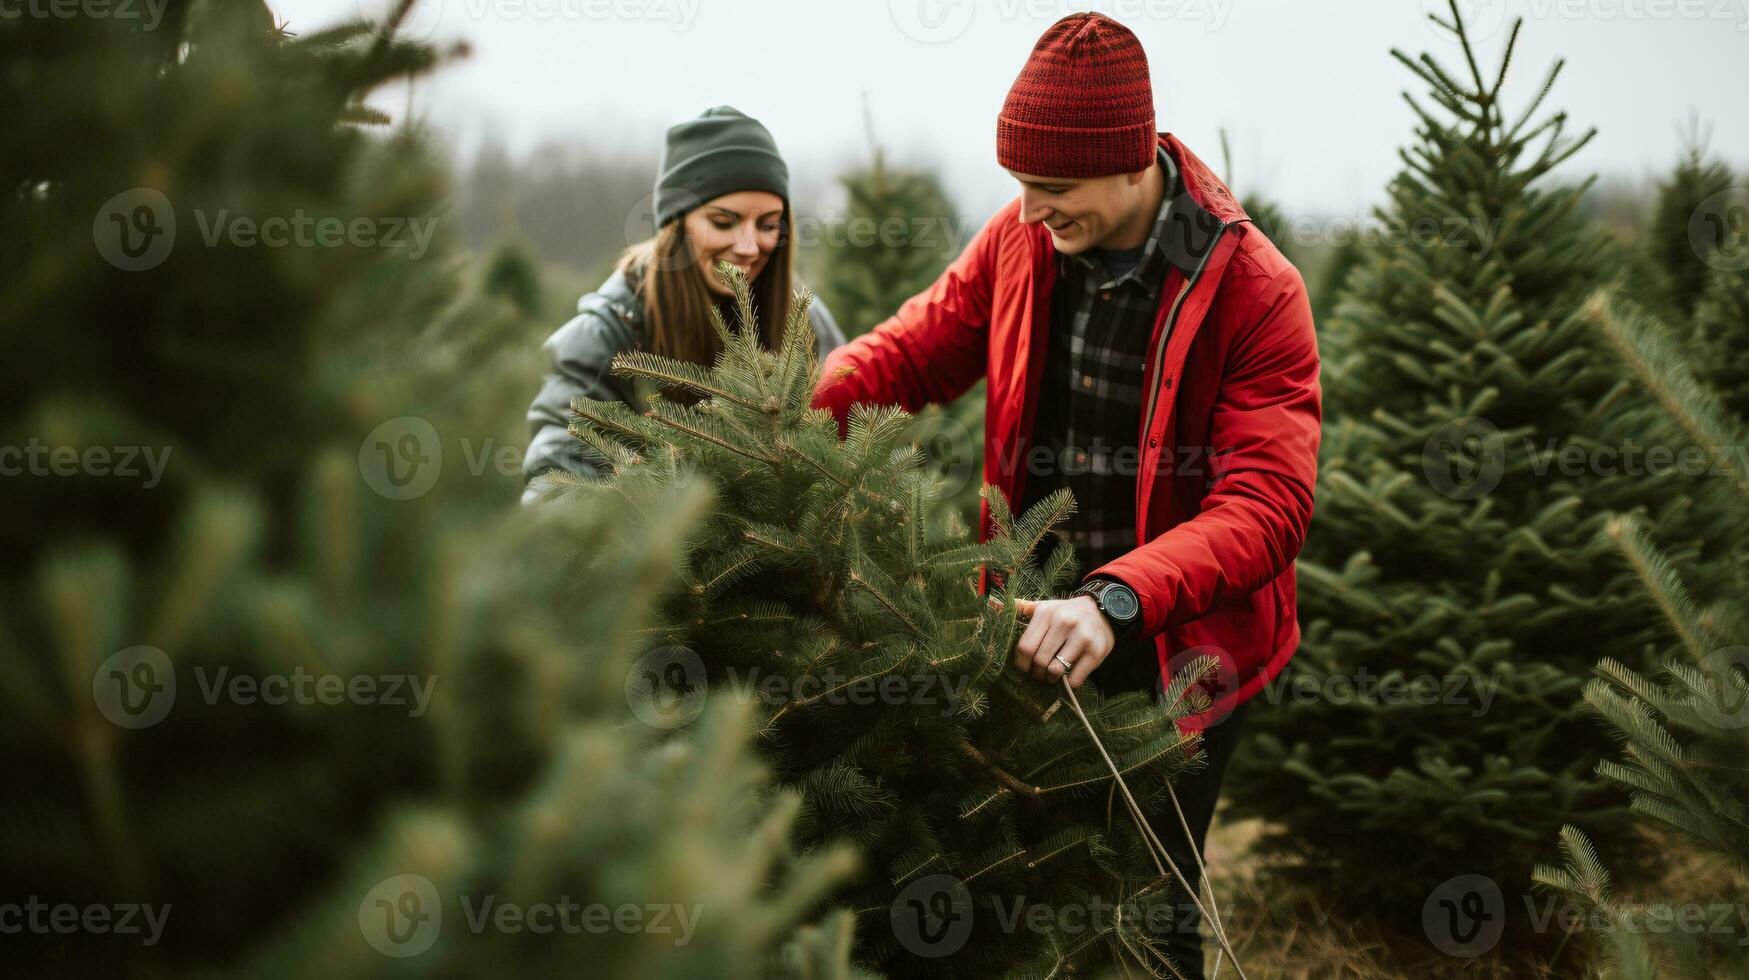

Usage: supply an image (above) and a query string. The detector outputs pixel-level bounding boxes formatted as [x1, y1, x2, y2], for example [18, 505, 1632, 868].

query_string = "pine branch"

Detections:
[958, 738, 1043, 799]
[611, 350, 765, 410]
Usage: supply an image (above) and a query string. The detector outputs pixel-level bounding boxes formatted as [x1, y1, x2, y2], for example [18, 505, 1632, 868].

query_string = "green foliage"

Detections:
[1643, 122, 1736, 319]
[813, 143, 986, 532]
[1225, 2, 1706, 950]
[1, 5, 854, 976]
[815, 148, 960, 340]
[1, 0, 460, 567]
[1533, 827, 1663, 980]
[1691, 231, 1749, 422]
[1533, 290, 1749, 977]
[479, 235, 547, 319]
[562, 266, 1213, 978]
[1308, 237, 1365, 328]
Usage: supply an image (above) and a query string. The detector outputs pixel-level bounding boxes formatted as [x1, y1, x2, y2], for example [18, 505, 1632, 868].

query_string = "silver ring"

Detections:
[1053, 654, 1073, 671]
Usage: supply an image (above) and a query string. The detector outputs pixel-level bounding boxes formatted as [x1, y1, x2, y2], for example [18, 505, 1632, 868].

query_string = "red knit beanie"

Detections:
[996, 13, 1157, 178]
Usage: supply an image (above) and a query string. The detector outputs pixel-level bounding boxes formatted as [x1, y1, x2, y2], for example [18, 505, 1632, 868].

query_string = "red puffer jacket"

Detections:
[810, 134, 1321, 730]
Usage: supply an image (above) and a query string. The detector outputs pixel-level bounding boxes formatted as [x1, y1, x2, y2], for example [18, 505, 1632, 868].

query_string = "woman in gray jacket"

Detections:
[522, 106, 846, 503]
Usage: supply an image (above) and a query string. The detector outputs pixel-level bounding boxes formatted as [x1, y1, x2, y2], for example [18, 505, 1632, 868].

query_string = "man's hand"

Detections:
[1011, 596, 1115, 690]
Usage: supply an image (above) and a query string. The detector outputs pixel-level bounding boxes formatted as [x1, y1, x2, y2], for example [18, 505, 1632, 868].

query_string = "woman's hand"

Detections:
[1011, 596, 1115, 690]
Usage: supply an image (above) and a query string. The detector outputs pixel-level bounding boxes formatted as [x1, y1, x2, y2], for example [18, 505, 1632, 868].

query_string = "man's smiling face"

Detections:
[1006, 167, 1147, 255]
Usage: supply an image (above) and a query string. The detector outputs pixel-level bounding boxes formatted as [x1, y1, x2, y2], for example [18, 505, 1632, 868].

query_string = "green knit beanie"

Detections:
[653, 106, 789, 227]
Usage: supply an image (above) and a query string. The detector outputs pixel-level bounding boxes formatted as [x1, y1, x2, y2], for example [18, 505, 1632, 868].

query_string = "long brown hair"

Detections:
[617, 213, 793, 367]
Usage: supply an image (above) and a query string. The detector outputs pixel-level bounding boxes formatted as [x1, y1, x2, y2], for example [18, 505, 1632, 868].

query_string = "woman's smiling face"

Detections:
[682, 190, 785, 295]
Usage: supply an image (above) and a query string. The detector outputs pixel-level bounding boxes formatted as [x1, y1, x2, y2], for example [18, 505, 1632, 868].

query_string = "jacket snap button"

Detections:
[1148, 437, 1159, 448]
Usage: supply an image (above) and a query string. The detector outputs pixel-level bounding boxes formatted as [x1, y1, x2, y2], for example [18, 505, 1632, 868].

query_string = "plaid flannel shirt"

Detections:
[1022, 145, 1187, 585]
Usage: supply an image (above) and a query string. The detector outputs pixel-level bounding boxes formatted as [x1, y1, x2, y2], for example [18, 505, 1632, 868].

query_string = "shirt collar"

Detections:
[1060, 143, 1184, 285]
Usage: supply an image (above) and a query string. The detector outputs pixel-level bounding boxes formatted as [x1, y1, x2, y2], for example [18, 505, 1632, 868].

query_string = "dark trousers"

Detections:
[1092, 640, 1252, 980]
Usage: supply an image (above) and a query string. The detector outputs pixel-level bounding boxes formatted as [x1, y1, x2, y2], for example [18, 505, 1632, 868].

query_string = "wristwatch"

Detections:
[1073, 577, 1141, 642]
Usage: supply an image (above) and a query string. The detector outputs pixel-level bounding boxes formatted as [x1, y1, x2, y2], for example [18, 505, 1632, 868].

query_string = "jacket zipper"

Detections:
[1140, 221, 1229, 448]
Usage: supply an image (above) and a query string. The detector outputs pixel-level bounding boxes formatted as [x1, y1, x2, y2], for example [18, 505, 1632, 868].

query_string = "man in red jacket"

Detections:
[810, 12, 1319, 976]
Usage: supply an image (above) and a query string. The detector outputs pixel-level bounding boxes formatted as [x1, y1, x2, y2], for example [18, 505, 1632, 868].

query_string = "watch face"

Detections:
[1103, 584, 1140, 621]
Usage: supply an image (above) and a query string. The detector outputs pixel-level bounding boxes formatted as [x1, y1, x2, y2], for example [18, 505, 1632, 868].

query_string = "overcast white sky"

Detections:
[287, 0, 1749, 219]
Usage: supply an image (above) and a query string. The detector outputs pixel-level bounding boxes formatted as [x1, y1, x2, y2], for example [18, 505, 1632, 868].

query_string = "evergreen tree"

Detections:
[1691, 228, 1749, 422]
[816, 145, 960, 340]
[2, 3, 855, 975]
[1225, 1, 1702, 955]
[815, 139, 985, 531]
[1308, 236, 1365, 327]
[561, 269, 1228, 978]
[1644, 120, 1736, 320]
[1632, 128, 1749, 421]
[479, 233, 547, 320]
[1534, 290, 1749, 978]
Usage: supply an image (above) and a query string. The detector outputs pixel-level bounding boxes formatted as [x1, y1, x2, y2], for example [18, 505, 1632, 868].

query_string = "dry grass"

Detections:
[1191, 815, 1747, 979]
[1195, 816, 1557, 979]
